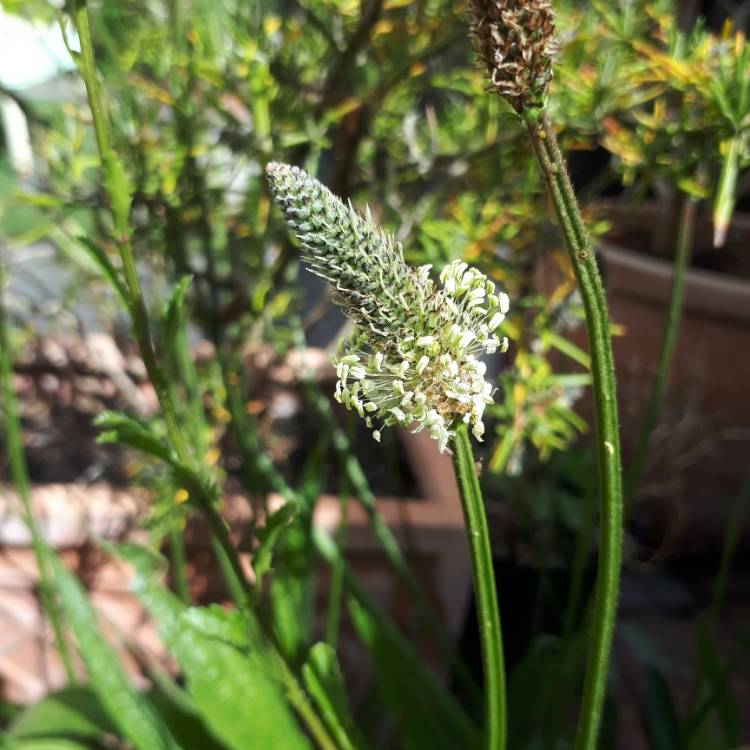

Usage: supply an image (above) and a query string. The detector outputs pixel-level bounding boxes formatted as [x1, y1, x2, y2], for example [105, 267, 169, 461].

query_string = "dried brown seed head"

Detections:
[468, 0, 558, 111]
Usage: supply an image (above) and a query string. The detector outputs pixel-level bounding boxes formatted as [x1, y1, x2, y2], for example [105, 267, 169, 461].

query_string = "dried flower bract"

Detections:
[266, 162, 510, 452]
[468, 0, 557, 111]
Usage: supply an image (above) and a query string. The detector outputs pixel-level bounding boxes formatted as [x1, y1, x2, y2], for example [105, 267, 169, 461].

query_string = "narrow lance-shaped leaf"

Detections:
[48, 556, 182, 750]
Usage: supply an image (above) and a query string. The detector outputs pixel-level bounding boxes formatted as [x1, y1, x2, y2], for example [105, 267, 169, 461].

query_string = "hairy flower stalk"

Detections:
[267, 162, 509, 452]
[467, 4, 622, 750]
[468, 0, 557, 111]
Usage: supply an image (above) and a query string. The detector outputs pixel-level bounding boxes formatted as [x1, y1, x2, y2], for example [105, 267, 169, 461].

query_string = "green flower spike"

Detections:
[266, 162, 509, 452]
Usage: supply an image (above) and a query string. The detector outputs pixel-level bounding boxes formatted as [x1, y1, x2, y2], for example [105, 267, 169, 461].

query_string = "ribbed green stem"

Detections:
[451, 423, 506, 750]
[624, 196, 696, 512]
[0, 254, 76, 682]
[523, 110, 623, 750]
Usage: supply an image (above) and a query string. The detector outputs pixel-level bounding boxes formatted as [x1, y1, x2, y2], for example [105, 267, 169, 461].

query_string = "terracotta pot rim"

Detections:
[597, 240, 750, 323]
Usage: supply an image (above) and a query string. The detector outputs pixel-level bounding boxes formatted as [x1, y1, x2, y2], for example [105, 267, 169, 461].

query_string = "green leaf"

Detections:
[181, 605, 252, 650]
[302, 643, 360, 750]
[167, 610, 310, 750]
[348, 598, 480, 750]
[75, 236, 130, 308]
[252, 502, 298, 586]
[542, 329, 591, 369]
[7, 686, 116, 744]
[645, 667, 680, 750]
[8, 740, 93, 750]
[95, 411, 173, 464]
[48, 557, 181, 750]
[712, 134, 743, 247]
[507, 635, 574, 744]
[694, 620, 739, 746]
[146, 690, 224, 750]
[123, 550, 310, 750]
[267, 514, 315, 664]
[162, 276, 193, 346]
[102, 153, 133, 235]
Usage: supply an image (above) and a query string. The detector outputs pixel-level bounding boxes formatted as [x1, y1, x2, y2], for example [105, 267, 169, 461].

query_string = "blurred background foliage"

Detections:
[1, 0, 749, 747]
[3, 0, 748, 482]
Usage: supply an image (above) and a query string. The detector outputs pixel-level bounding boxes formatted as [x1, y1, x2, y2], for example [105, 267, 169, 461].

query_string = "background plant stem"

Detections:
[0, 250, 76, 682]
[624, 195, 697, 511]
[708, 465, 750, 627]
[522, 109, 623, 750]
[72, 0, 251, 606]
[70, 5, 336, 746]
[451, 423, 506, 750]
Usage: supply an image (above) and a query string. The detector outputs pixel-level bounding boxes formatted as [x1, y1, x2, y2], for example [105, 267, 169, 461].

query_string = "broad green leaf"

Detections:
[8, 740, 92, 750]
[7, 686, 115, 744]
[49, 557, 181, 750]
[181, 605, 252, 650]
[302, 643, 360, 750]
[121, 546, 310, 750]
[348, 598, 480, 750]
[270, 570, 312, 666]
[163, 608, 310, 750]
[146, 690, 225, 750]
[267, 514, 315, 664]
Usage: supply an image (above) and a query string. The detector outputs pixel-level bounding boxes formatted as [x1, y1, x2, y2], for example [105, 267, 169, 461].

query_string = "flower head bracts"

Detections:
[266, 162, 509, 452]
[468, 0, 558, 112]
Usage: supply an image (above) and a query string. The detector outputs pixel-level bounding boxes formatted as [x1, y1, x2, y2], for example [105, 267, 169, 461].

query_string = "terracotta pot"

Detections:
[0, 430, 471, 703]
[537, 209, 750, 556]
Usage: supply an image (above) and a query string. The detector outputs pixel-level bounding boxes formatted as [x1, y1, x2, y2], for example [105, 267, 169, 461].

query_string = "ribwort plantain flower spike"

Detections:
[468, 0, 558, 112]
[266, 162, 509, 452]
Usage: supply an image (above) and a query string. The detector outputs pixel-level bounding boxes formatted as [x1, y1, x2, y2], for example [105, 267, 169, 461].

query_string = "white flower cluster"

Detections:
[266, 162, 510, 452]
[334, 262, 509, 451]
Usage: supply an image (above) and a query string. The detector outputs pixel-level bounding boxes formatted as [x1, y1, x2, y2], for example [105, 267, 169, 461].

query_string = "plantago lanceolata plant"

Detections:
[268, 161, 509, 749]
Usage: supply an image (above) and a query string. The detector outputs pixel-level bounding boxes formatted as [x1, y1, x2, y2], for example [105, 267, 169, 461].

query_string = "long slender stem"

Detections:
[523, 110, 623, 750]
[168, 524, 190, 604]
[70, 6, 336, 747]
[451, 423, 506, 750]
[708, 465, 750, 627]
[624, 196, 696, 511]
[293, 316, 480, 701]
[0, 252, 76, 682]
[72, 0, 191, 468]
[310, 379, 481, 703]
[73, 0, 246, 604]
[325, 487, 349, 647]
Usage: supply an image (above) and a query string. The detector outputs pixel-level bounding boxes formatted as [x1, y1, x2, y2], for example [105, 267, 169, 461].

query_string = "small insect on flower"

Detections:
[266, 162, 510, 452]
